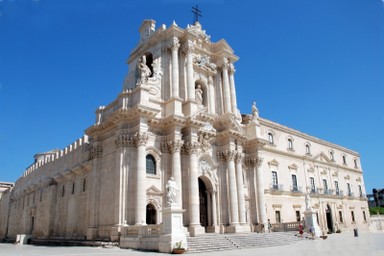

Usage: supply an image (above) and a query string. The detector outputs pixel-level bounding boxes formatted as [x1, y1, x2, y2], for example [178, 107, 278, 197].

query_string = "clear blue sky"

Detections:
[0, 0, 383, 194]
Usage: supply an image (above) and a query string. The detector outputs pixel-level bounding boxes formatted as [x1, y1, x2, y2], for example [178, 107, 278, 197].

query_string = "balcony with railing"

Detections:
[323, 189, 334, 196]
[270, 183, 284, 194]
[290, 186, 304, 195]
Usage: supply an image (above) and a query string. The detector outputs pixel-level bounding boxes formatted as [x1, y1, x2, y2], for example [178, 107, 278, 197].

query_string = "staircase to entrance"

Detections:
[187, 232, 304, 253]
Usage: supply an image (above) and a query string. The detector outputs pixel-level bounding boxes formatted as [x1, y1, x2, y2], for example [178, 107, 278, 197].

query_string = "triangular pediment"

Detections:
[268, 159, 279, 167]
[314, 152, 332, 163]
[147, 185, 162, 195]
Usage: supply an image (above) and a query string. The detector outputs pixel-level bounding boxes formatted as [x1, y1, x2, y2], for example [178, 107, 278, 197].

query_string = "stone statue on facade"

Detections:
[137, 55, 151, 85]
[195, 84, 203, 105]
[166, 177, 178, 206]
[252, 101, 259, 120]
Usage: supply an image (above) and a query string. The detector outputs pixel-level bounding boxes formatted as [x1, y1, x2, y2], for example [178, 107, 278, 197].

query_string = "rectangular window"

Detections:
[72, 182, 75, 195]
[272, 171, 278, 189]
[323, 179, 328, 194]
[292, 174, 298, 191]
[62, 185, 65, 197]
[316, 213, 319, 224]
[363, 211, 367, 222]
[310, 177, 316, 193]
[347, 183, 352, 196]
[351, 211, 355, 222]
[339, 211, 343, 223]
[275, 211, 281, 223]
[39, 190, 43, 202]
[358, 185, 363, 197]
[296, 210, 301, 222]
[83, 179, 86, 192]
[335, 181, 340, 195]
[343, 155, 347, 165]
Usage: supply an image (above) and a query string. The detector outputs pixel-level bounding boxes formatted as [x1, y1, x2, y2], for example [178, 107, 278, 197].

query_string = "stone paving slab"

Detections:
[0, 232, 383, 256]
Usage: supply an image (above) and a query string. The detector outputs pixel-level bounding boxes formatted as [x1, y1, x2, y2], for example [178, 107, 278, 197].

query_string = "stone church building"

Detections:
[0, 19, 369, 242]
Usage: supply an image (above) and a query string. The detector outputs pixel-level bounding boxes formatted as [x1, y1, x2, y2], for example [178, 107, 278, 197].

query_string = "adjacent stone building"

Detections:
[0, 19, 369, 242]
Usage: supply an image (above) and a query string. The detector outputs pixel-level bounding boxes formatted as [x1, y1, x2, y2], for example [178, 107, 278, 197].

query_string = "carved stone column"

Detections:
[222, 150, 239, 225]
[167, 139, 184, 207]
[211, 189, 218, 226]
[228, 63, 238, 113]
[185, 42, 195, 101]
[221, 58, 231, 113]
[170, 37, 180, 98]
[208, 76, 215, 114]
[87, 142, 103, 239]
[184, 141, 204, 236]
[245, 158, 258, 227]
[255, 157, 267, 231]
[114, 132, 130, 227]
[133, 132, 149, 225]
[235, 152, 246, 224]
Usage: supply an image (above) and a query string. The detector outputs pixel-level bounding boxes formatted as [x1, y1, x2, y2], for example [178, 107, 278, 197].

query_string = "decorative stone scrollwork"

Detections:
[228, 63, 235, 74]
[168, 37, 180, 51]
[245, 157, 263, 168]
[199, 160, 218, 185]
[132, 132, 149, 147]
[198, 133, 211, 152]
[193, 54, 217, 73]
[235, 152, 244, 163]
[90, 145, 103, 159]
[182, 141, 199, 155]
[115, 133, 133, 148]
[167, 139, 184, 153]
[219, 150, 237, 162]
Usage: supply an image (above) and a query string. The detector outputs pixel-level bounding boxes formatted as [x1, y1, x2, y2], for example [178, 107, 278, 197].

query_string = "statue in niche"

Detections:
[137, 55, 151, 85]
[166, 177, 178, 206]
[151, 58, 163, 80]
[195, 84, 203, 105]
[252, 101, 259, 120]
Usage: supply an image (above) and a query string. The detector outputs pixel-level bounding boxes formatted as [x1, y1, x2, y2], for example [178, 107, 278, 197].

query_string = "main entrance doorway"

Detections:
[198, 178, 208, 227]
[146, 203, 157, 224]
[325, 204, 333, 232]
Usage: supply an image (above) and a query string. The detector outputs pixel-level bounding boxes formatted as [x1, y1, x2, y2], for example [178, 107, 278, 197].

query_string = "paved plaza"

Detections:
[0, 232, 383, 256]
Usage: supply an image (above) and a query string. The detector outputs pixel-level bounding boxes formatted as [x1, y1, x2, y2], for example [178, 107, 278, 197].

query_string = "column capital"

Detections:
[218, 150, 237, 162]
[245, 157, 263, 168]
[228, 63, 236, 74]
[90, 145, 103, 159]
[132, 132, 149, 147]
[181, 41, 195, 55]
[183, 141, 199, 154]
[235, 152, 244, 163]
[168, 37, 180, 51]
[167, 139, 184, 153]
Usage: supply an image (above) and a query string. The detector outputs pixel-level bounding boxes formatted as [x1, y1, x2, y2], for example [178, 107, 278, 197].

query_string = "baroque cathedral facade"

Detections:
[0, 20, 369, 241]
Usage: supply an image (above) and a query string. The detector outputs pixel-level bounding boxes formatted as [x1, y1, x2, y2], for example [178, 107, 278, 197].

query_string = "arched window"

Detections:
[288, 138, 293, 149]
[342, 155, 347, 165]
[305, 143, 311, 155]
[330, 151, 334, 161]
[268, 133, 274, 144]
[146, 154, 156, 175]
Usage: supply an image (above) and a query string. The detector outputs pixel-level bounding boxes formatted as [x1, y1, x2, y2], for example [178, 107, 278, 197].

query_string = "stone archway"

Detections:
[325, 204, 333, 232]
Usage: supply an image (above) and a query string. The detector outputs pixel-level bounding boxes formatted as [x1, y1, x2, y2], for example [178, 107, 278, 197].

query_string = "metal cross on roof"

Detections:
[192, 5, 202, 24]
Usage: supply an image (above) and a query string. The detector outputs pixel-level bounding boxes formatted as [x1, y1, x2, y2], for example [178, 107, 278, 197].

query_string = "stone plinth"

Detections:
[304, 209, 322, 237]
[159, 206, 188, 253]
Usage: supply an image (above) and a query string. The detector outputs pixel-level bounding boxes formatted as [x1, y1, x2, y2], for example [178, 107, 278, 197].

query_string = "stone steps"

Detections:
[186, 232, 303, 253]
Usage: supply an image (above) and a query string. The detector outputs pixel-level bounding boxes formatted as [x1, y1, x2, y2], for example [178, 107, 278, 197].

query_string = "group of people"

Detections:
[298, 223, 315, 238]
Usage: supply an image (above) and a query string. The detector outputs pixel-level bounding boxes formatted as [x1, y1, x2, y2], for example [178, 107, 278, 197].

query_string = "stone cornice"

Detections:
[259, 118, 360, 157]
[259, 146, 362, 174]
